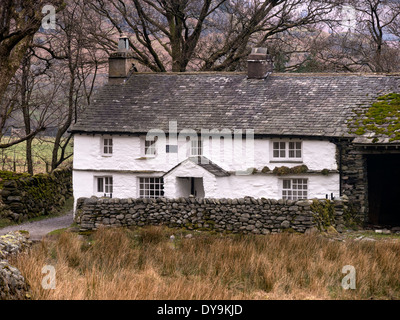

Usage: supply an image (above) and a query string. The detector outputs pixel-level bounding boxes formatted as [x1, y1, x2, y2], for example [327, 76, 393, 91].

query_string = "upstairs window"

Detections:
[272, 141, 302, 161]
[166, 145, 178, 153]
[145, 136, 158, 156]
[190, 139, 203, 156]
[273, 142, 286, 158]
[288, 142, 302, 158]
[282, 179, 308, 200]
[102, 138, 113, 156]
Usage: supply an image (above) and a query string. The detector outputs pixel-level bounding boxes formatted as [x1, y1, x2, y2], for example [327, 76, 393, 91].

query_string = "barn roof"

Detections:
[71, 72, 400, 144]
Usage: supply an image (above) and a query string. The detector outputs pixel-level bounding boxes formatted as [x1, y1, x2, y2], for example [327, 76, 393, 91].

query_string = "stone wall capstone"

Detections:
[0, 167, 72, 222]
[75, 196, 346, 234]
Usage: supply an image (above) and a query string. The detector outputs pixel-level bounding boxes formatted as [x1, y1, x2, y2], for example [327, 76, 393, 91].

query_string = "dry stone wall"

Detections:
[75, 196, 346, 234]
[0, 167, 72, 222]
[0, 231, 32, 300]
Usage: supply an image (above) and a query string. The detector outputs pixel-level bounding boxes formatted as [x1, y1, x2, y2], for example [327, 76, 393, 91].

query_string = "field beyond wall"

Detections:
[0, 137, 73, 174]
[11, 226, 400, 300]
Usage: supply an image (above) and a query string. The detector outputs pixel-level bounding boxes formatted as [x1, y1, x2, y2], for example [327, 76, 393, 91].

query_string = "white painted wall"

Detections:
[73, 134, 340, 210]
[215, 174, 340, 200]
[73, 135, 338, 172]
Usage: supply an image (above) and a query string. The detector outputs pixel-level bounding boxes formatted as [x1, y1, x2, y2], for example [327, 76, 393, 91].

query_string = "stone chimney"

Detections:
[109, 34, 136, 84]
[247, 48, 274, 79]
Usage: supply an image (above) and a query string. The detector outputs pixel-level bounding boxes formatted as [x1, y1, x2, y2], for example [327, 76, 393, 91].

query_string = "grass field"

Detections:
[0, 137, 73, 174]
[11, 226, 400, 300]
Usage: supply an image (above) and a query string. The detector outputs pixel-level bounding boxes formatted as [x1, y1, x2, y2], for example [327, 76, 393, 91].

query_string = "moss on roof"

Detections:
[348, 93, 400, 143]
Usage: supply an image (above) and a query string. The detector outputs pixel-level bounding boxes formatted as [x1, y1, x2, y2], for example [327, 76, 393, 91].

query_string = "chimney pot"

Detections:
[109, 34, 135, 84]
[118, 33, 130, 52]
[247, 47, 273, 79]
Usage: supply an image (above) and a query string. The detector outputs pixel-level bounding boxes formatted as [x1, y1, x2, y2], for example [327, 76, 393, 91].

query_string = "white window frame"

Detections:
[101, 137, 113, 156]
[142, 136, 158, 157]
[189, 138, 203, 156]
[271, 140, 302, 161]
[281, 178, 308, 200]
[139, 177, 164, 199]
[96, 176, 114, 196]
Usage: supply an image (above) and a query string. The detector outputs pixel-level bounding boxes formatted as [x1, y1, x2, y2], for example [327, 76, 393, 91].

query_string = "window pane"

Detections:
[166, 145, 178, 153]
[273, 142, 287, 158]
[103, 177, 113, 194]
[283, 180, 291, 189]
[288, 142, 301, 158]
[97, 178, 103, 193]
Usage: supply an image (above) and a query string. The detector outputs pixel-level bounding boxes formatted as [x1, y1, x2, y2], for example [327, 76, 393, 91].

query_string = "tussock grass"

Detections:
[11, 226, 400, 300]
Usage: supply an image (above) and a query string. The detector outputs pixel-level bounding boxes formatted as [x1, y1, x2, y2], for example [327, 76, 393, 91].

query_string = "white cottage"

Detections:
[71, 37, 400, 226]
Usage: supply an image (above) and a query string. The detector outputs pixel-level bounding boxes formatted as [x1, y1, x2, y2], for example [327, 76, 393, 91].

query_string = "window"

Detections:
[190, 139, 203, 156]
[145, 136, 158, 156]
[272, 141, 302, 160]
[289, 142, 302, 158]
[139, 177, 164, 199]
[282, 179, 308, 200]
[102, 138, 113, 155]
[273, 142, 286, 158]
[97, 176, 113, 195]
[166, 145, 178, 153]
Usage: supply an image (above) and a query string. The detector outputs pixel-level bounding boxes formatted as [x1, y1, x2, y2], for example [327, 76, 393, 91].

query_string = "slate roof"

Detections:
[188, 156, 231, 177]
[163, 156, 231, 177]
[71, 72, 400, 144]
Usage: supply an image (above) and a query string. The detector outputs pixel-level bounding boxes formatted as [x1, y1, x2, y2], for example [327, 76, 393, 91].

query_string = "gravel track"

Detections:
[0, 212, 73, 241]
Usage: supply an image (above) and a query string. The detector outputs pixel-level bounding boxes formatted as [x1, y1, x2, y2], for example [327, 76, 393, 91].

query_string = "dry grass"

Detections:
[11, 226, 400, 300]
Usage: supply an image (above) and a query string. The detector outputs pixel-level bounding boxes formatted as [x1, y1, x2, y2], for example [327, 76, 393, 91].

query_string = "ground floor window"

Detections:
[282, 179, 308, 200]
[139, 177, 164, 199]
[97, 176, 113, 195]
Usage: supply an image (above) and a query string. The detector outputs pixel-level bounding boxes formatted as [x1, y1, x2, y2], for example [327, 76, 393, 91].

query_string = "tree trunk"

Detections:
[21, 53, 34, 174]
[26, 137, 34, 174]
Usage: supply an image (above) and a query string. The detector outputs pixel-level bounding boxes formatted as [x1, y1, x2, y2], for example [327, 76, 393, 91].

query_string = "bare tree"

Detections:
[90, 0, 340, 72]
[33, 0, 109, 171]
[310, 0, 400, 72]
[198, 0, 340, 71]
[0, 0, 64, 149]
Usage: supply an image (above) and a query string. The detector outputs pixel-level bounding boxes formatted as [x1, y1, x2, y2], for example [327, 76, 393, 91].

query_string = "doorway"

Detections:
[176, 177, 205, 198]
[367, 154, 400, 226]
